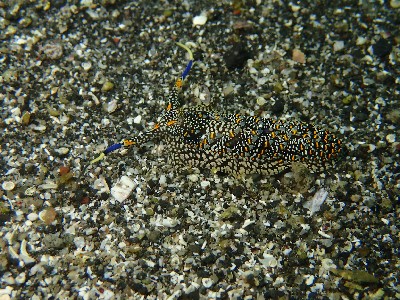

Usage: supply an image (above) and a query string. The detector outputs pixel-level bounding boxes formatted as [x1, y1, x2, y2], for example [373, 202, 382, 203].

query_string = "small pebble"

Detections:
[104, 100, 118, 113]
[81, 196, 90, 205]
[356, 36, 367, 46]
[292, 49, 306, 63]
[333, 41, 345, 52]
[202, 277, 213, 288]
[133, 115, 142, 124]
[102, 81, 114, 92]
[2, 273, 15, 285]
[200, 180, 210, 188]
[24, 186, 36, 196]
[21, 112, 31, 125]
[27, 213, 38, 221]
[259, 253, 277, 267]
[59, 172, 74, 184]
[74, 236, 85, 249]
[162, 218, 178, 228]
[55, 147, 70, 155]
[188, 174, 199, 182]
[42, 42, 63, 60]
[59, 166, 70, 176]
[390, 0, 400, 9]
[159, 175, 167, 185]
[303, 188, 328, 215]
[305, 275, 315, 285]
[20, 240, 35, 265]
[15, 272, 26, 285]
[2, 181, 15, 191]
[386, 134, 396, 143]
[193, 13, 207, 26]
[39, 183, 58, 190]
[256, 97, 266, 106]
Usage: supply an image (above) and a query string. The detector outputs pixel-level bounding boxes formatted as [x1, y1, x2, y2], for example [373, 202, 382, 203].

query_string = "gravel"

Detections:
[0, 1, 399, 299]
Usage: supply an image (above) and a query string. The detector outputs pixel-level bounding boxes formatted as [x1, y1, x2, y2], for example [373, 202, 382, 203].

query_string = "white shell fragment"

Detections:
[162, 217, 179, 228]
[15, 272, 26, 285]
[133, 115, 142, 124]
[303, 188, 329, 215]
[27, 213, 38, 221]
[110, 176, 137, 202]
[202, 277, 213, 288]
[9, 239, 36, 267]
[104, 99, 118, 113]
[0, 287, 12, 299]
[55, 147, 70, 155]
[93, 177, 110, 194]
[20, 240, 36, 265]
[259, 253, 278, 268]
[305, 275, 315, 285]
[193, 12, 207, 26]
[25, 186, 36, 196]
[2, 181, 15, 191]
[333, 40, 344, 52]
[81, 61, 92, 71]
[38, 183, 58, 190]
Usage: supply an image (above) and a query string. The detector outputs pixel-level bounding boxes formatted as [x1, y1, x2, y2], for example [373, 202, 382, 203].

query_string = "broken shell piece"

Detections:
[20, 240, 35, 265]
[39, 207, 57, 225]
[103, 99, 118, 113]
[303, 188, 328, 215]
[110, 175, 137, 202]
[162, 217, 179, 228]
[93, 177, 110, 194]
[8, 245, 19, 261]
[38, 183, 58, 190]
[292, 49, 306, 63]
[259, 253, 278, 268]
[0, 286, 13, 299]
[24, 186, 37, 196]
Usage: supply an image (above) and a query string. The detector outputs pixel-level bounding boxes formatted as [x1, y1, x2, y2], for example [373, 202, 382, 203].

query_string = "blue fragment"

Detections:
[104, 143, 122, 154]
[181, 60, 193, 81]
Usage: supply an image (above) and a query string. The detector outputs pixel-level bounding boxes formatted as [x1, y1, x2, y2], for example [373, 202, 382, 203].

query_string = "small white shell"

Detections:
[2, 181, 15, 191]
[81, 61, 92, 71]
